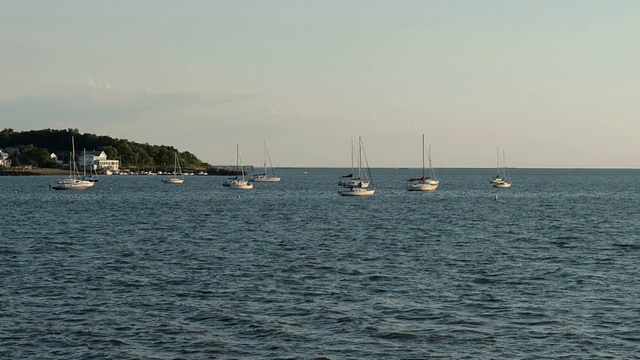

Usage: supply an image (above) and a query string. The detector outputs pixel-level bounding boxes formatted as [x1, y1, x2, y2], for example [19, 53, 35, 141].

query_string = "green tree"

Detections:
[11, 151, 21, 166]
[19, 144, 56, 168]
[100, 146, 118, 161]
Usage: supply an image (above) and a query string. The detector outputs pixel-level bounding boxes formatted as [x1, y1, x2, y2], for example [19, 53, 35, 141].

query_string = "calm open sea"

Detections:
[2, 168, 639, 359]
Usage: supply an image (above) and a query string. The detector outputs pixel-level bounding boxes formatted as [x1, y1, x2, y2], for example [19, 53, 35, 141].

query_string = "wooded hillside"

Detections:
[0, 128, 208, 169]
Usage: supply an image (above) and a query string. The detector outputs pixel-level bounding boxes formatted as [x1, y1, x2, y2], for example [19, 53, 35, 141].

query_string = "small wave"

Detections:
[472, 277, 494, 285]
[382, 332, 419, 339]
[107, 339, 126, 346]
[613, 243, 640, 250]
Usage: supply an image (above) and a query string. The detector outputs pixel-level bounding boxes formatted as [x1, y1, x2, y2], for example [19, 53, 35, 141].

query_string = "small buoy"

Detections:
[495, 194, 498, 200]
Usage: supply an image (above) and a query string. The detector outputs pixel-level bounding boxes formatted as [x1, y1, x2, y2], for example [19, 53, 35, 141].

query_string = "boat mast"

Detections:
[358, 137, 363, 180]
[422, 134, 426, 179]
[263, 139, 267, 175]
[502, 149, 508, 180]
[428, 144, 435, 180]
[71, 136, 76, 179]
[350, 139, 354, 178]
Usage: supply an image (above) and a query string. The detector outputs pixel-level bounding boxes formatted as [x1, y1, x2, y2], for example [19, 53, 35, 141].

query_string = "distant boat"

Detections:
[338, 139, 370, 188]
[226, 144, 253, 190]
[162, 152, 185, 184]
[251, 140, 281, 182]
[490, 148, 512, 188]
[406, 134, 439, 192]
[81, 148, 99, 182]
[338, 137, 375, 197]
[51, 136, 95, 191]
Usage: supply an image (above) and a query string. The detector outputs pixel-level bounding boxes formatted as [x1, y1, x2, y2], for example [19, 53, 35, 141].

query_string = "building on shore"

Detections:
[78, 150, 120, 172]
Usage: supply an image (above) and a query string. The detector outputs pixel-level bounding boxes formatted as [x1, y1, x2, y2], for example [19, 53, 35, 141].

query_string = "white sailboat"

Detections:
[490, 148, 511, 188]
[162, 152, 185, 184]
[51, 136, 95, 190]
[226, 144, 253, 190]
[251, 140, 281, 182]
[337, 140, 370, 188]
[406, 134, 439, 192]
[338, 137, 375, 197]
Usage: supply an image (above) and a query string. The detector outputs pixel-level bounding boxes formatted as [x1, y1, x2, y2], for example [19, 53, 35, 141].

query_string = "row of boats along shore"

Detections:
[50, 135, 512, 194]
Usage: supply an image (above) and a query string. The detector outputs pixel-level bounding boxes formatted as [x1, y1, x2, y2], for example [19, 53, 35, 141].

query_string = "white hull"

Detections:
[492, 181, 511, 188]
[251, 176, 281, 182]
[339, 179, 369, 188]
[162, 178, 185, 184]
[406, 181, 439, 191]
[52, 179, 95, 190]
[338, 187, 375, 196]
[228, 180, 254, 190]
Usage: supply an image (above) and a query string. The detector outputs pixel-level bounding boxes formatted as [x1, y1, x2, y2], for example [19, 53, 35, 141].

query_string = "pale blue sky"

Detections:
[2, 0, 640, 167]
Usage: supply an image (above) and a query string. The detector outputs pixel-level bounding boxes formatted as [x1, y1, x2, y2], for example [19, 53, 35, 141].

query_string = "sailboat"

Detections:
[337, 140, 370, 188]
[407, 134, 439, 191]
[81, 148, 99, 182]
[338, 137, 375, 196]
[51, 136, 95, 190]
[490, 148, 511, 188]
[162, 152, 185, 184]
[226, 144, 253, 190]
[250, 140, 281, 182]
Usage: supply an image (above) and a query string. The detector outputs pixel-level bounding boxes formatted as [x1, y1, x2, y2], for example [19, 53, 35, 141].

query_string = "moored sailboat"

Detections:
[406, 134, 439, 191]
[250, 140, 281, 182]
[226, 144, 253, 190]
[162, 152, 185, 184]
[51, 136, 95, 191]
[338, 137, 375, 197]
[490, 148, 511, 188]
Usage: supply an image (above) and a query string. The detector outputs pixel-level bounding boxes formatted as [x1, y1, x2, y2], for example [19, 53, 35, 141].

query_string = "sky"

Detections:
[2, 0, 640, 168]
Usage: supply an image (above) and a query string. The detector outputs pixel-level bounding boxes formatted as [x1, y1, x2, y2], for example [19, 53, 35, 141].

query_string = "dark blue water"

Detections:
[2, 168, 639, 359]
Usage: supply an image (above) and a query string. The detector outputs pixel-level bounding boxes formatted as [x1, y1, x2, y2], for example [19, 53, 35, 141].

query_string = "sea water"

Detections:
[1, 168, 639, 359]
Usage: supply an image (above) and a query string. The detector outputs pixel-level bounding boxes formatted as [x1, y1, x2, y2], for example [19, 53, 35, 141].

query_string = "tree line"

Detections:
[0, 128, 208, 169]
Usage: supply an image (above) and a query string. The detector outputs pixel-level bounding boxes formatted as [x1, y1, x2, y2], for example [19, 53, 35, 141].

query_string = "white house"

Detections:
[78, 150, 119, 171]
[0, 149, 11, 167]
[50, 153, 63, 165]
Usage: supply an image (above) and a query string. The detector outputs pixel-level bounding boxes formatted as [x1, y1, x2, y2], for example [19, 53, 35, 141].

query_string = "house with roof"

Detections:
[50, 152, 63, 165]
[0, 149, 12, 167]
[78, 150, 119, 171]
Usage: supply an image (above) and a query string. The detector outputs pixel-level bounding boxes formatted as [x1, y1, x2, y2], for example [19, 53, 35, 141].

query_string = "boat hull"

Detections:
[162, 178, 184, 184]
[492, 181, 511, 188]
[228, 180, 254, 190]
[406, 182, 439, 191]
[251, 176, 281, 182]
[338, 187, 375, 196]
[51, 179, 95, 190]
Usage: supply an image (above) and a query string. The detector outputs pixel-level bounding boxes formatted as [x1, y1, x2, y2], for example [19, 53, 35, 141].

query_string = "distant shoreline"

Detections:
[0, 168, 68, 176]
[0, 167, 243, 176]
